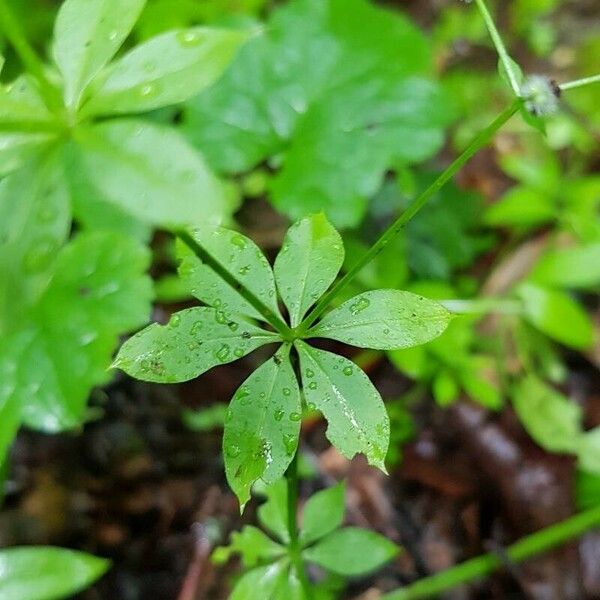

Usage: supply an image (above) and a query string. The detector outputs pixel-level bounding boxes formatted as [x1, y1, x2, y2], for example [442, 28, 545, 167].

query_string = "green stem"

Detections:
[560, 74, 600, 91]
[0, 0, 61, 110]
[286, 453, 313, 598]
[296, 99, 521, 335]
[175, 229, 294, 340]
[440, 298, 522, 315]
[474, 0, 521, 96]
[382, 505, 600, 600]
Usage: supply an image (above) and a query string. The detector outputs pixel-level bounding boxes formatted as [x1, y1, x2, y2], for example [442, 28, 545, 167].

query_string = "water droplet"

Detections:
[307, 402, 316, 411]
[305, 369, 314, 378]
[308, 381, 317, 390]
[350, 296, 370, 315]
[226, 409, 233, 422]
[343, 366, 353, 376]
[233, 348, 244, 358]
[289, 412, 301, 422]
[236, 386, 250, 405]
[283, 433, 297, 456]
[169, 314, 181, 328]
[383, 328, 390, 335]
[215, 310, 227, 324]
[139, 83, 159, 98]
[190, 321, 203, 335]
[228, 321, 239, 332]
[274, 409, 285, 421]
[108, 30, 118, 41]
[227, 445, 241, 458]
[230, 233, 247, 249]
[282, 387, 291, 396]
[139, 359, 150, 372]
[176, 30, 203, 47]
[238, 265, 250, 275]
[215, 344, 230, 362]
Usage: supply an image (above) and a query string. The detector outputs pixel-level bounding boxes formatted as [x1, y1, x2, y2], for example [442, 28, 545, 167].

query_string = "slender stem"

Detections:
[560, 74, 600, 91]
[440, 298, 522, 315]
[296, 99, 521, 335]
[175, 229, 294, 339]
[474, 0, 521, 96]
[382, 505, 600, 600]
[0, 0, 61, 110]
[286, 452, 313, 598]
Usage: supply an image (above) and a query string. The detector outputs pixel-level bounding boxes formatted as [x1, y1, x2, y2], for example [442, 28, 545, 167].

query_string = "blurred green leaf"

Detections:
[257, 479, 289, 543]
[530, 243, 600, 289]
[299, 481, 345, 546]
[230, 560, 288, 600]
[213, 526, 285, 568]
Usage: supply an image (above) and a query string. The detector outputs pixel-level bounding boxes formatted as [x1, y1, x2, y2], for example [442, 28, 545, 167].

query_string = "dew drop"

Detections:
[215, 344, 230, 362]
[343, 366, 353, 376]
[289, 412, 301, 422]
[139, 83, 158, 98]
[176, 30, 203, 47]
[215, 310, 227, 324]
[308, 381, 317, 390]
[190, 321, 203, 335]
[274, 409, 285, 422]
[108, 30, 118, 41]
[349, 296, 370, 315]
[282, 387, 291, 396]
[230, 233, 247, 249]
[383, 328, 390, 335]
[283, 433, 296, 456]
[307, 402, 316, 411]
[233, 348, 244, 358]
[305, 369, 314, 378]
[228, 321, 239, 332]
[169, 314, 181, 328]
[226, 445, 241, 458]
[238, 265, 250, 275]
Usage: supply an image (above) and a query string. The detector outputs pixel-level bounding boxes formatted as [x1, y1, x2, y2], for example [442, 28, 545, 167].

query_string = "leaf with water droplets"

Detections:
[71, 119, 227, 227]
[295, 341, 389, 471]
[274, 214, 344, 327]
[115, 307, 278, 383]
[308, 290, 452, 350]
[82, 27, 248, 117]
[0, 546, 110, 600]
[177, 224, 283, 322]
[224, 345, 301, 510]
[52, 0, 146, 109]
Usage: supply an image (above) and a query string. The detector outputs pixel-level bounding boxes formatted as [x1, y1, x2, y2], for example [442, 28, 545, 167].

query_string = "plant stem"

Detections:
[474, 0, 521, 96]
[296, 99, 521, 334]
[440, 298, 522, 315]
[382, 505, 600, 600]
[175, 229, 294, 339]
[560, 74, 600, 91]
[286, 452, 313, 598]
[0, 0, 61, 110]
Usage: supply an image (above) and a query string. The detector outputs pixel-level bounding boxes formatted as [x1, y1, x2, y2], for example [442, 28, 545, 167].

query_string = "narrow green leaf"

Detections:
[517, 283, 594, 350]
[72, 119, 226, 227]
[224, 346, 300, 510]
[52, 0, 146, 108]
[529, 244, 600, 289]
[115, 307, 278, 383]
[257, 479, 290, 543]
[230, 561, 288, 600]
[299, 481, 345, 546]
[0, 546, 110, 600]
[296, 341, 389, 471]
[308, 290, 452, 350]
[274, 214, 344, 327]
[512, 374, 581, 454]
[82, 27, 248, 117]
[0, 75, 53, 123]
[303, 527, 398, 576]
[0, 132, 56, 177]
[178, 224, 282, 321]
[578, 428, 600, 476]
[214, 526, 285, 568]
[484, 187, 555, 228]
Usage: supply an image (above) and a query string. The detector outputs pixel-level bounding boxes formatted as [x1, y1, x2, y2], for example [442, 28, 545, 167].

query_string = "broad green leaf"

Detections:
[72, 119, 226, 227]
[299, 481, 345, 546]
[459, 360, 502, 410]
[0, 546, 110, 600]
[517, 283, 594, 350]
[184, 0, 454, 227]
[52, 0, 146, 109]
[0, 132, 56, 177]
[577, 428, 600, 476]
[213, 526, 285, 568]
[512, 375, 581, 454]
[15, 232, 152, 432]
[82, 27, 248, 117]
[0, 75, 53, 124]
[231, 561, 288, 600]
[178, 224, 282, 321]
[529, 244, 600, 289]
[0, 150, 71, 329]
[296, 341, 389, 470]
[115, 307, 278, 383]
[257, 479, 289, 543]
[484, 187, 555, 228]
[224, 346, 301, 509]
[273, 565, 306, 600]
[308, 290, 451, 350]
[303, 527, 398, 576]
[432, 369, 459, 406]
[274, 214, 343, 327]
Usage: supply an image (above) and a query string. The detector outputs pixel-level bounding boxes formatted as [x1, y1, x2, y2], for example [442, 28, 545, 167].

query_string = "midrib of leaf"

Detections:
[311, 314, 450, 335]
[291, 233, 316, 326]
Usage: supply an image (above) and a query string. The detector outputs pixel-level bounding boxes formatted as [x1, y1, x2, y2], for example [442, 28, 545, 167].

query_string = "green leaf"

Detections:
[257, 479, 289, 543]
[529, 244, 600, 289]
[484, 186, 555, 228]
[10, 232, 152, 432]
[308, 290, 452, 350]
[303, 527, 398, 576]
[213, 526, 285, 568]
[82, 27, 248, 117]
[230, 561, 288, 600]
[72, 119, 226, 227]
[52, 0, 146, 109]
[224, 346, 300, 509]
[177, 224, 282, 322]
[115, 307, 278, 383]
[274, 214, 344, 327]
[295, 341, 389, 471]
[577, 428, 600, 476]
[299, 481, 345, 546]
[184, 0, 454, 227]
[512, 374, 581, 454]
[517, 282, 594, 350]
[0, 75, 53, 124]
[0, 150, 71, 330]
[0, 546, 110, 600]
[0, 132, 56, 177]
